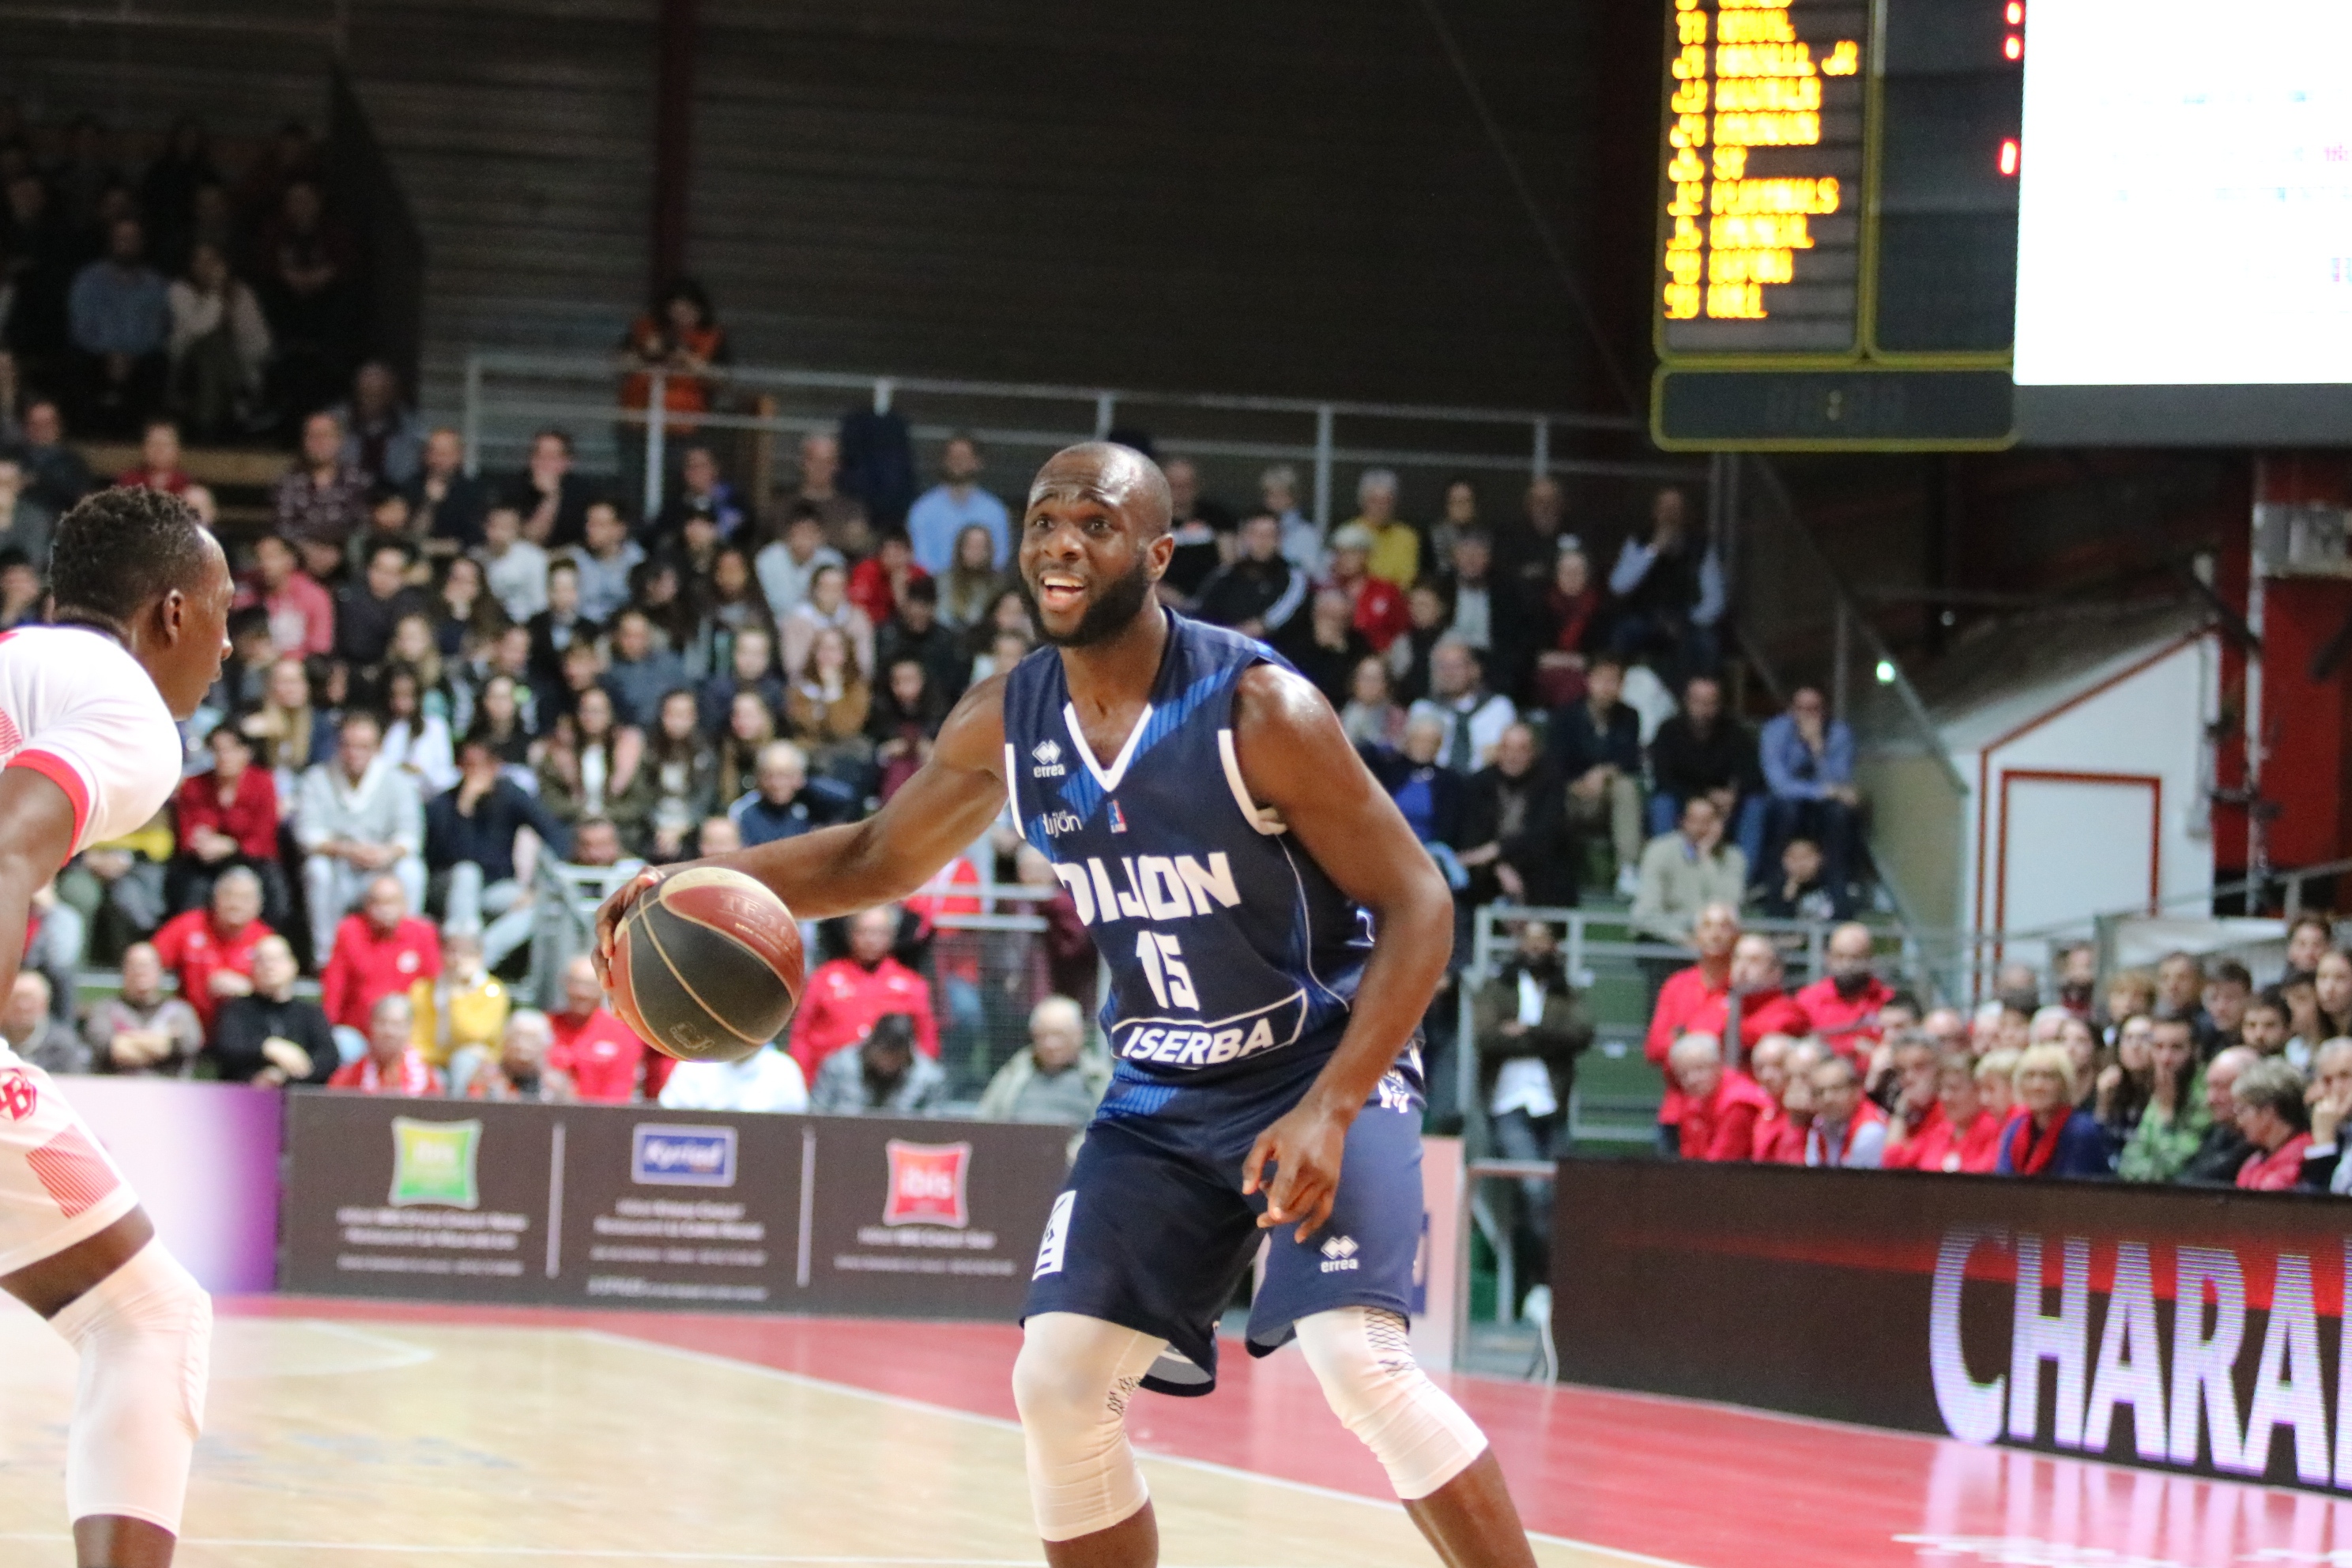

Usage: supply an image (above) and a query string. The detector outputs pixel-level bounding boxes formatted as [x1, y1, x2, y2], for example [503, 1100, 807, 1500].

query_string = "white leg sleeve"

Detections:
[1294, 1306, 1487, 1502]
[1011, 1312, 1165, 1542]
[50, 1240, 212, 1535]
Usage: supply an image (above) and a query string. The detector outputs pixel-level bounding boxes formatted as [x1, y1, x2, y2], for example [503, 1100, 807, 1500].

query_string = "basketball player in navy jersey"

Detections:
[599, 443, 1536, 1568]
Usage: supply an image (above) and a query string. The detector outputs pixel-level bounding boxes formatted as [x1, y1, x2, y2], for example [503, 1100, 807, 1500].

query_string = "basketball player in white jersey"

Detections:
[0, 485, 232, 1567]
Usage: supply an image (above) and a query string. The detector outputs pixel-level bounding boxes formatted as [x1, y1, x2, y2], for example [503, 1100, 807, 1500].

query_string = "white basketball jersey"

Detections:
[0, 625, 182, 857]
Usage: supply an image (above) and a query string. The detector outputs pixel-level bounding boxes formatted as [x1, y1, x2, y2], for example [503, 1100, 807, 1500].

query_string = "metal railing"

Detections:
[459, 349, 1687, 533]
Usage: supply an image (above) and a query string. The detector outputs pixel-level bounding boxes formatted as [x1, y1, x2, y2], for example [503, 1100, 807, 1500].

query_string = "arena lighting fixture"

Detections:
[2004, 33, 2024, 59]
[2006, 1, 2023, 21]
[2000, 138, 2021, 176]
[1875, 660, 1898, 684]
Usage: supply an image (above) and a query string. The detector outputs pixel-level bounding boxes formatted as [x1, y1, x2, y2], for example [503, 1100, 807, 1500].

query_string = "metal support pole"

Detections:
[873, 378, 894, 415]
[1831, 597, 1852, 722]
[1532, 418, 1550, 478]
[461, 355, 482, 476]
[643, 371, 668, 524]
[1094, 394, 1115, 439]
[1312, 406, 1336, 530]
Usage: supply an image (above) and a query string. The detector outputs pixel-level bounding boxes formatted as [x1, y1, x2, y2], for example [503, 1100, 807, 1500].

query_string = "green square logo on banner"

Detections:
[389, 1118, 483, 1209]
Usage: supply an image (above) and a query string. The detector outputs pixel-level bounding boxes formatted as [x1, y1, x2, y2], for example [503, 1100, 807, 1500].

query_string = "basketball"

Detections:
[608, 867, 805, 1063]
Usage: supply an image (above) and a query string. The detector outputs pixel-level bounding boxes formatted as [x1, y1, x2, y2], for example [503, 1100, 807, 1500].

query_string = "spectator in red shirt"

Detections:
[115, 417, 193, 495]
[1322, 523, 1410, 654]
[1725, 934, 1811, 1057]
[547, 954, 648, 1103]
[1645, 899, 1740, 1152]
[319, 874, 442, 1056]
[1758, 1039, 1828, 1163]
[791, 904, 939, 1080]
[1668, 1034, 1773, 1162]
[150, 865, 271, 1036]
[1804, 1055, 1886, 1168]
[327, 995, 443, 1095]
[1888, 1051, 2004, 1174]
[1793, 921, 1894, 1067]
[847, 530, 926, 628]
[2232, 1057, 2312, 1191]
[1873, 1034, 1947, 1168]
[236, 531, 335, 658]
[168, 722, 287, 922]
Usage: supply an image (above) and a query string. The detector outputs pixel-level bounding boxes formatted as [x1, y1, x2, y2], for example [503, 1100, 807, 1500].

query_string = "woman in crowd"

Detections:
[1532, 546, 1605, 709]
[381, 664, 458, 796]
[2315, 948, 2352, 1040]
[1386, 580, 1454, 706]
[550, 639, 605, 731]
[779, 560, 875, 680]
[1427, 477, 1479, 566]
[631, 556, 703, 665]
[1996, 1044, 2111, 1178]
[2115, 1022, 2207, 1183]
[2286, 913, 2335, 977]
[716, 688, 780, 806]
[1895, 1051, 2003, 1174]
[2227, 1057, 2312, 1190]
[2093, 1012, 2154, 1152]
[2101, 968, 2157, 1042]
[1974, 1048, 2020, 1123]
[168, 239, 272, 439]
[1289, 589, 1372, 707]
[643, 688, 719, 861]
[433, 553, 506, 660]
[1339, 654, 1407, 750]
[386, 612, 453, 719]
[467, 673, 535, 770]
[240, 656, 334, 804]
[938, 523, 1004, 631]
[537, 685, 650, 841]
[966, 586, 1032, 662]
[868, 656, 944, 802]
[969, 628, 1031, 688]
[786, 624, 873, 787]
[848, 530, 924, 629]
[703, 545, 773, 644]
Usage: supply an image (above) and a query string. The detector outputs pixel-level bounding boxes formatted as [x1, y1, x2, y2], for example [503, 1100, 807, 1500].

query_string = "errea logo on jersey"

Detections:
[1319, 1234, 1361, 1273]
[1031, 740, 1067, 778]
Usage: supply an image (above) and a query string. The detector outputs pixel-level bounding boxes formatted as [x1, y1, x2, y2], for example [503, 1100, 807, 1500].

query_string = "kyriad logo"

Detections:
[884, 1140, 971, 1227]
[1929, 1227, 2352, 1488]
[631, 1125, 738, 1187]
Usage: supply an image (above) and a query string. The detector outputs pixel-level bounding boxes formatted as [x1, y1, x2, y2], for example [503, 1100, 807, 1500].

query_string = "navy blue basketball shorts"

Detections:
[1023, 1049, 1427, 1396]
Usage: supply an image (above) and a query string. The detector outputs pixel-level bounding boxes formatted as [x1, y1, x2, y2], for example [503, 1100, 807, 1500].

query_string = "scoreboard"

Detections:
[1653, 0, 2026, 449]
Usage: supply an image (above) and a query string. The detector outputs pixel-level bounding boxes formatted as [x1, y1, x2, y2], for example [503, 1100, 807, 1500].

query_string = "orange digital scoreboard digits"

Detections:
[1659, 0, 1868, 356]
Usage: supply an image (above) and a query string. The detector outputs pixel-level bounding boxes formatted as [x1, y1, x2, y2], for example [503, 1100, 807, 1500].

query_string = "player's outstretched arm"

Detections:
[1229, 664, 1455, 1241]
[595, 675, 1011, 974]
[0, 770, 81, 1009]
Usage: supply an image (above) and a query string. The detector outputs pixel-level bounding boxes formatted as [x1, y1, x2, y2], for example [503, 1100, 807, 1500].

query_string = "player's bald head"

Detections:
[1027, 443, 1171, 537]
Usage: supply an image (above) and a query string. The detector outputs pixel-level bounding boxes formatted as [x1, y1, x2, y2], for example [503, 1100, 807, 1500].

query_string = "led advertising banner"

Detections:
[281, 1094, 1071, 1319]
[1552, 1158, 2352, 1493]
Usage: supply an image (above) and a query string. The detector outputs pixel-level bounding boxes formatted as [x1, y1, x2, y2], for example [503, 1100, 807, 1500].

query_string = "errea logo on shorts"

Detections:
[1031, 740, 1067, 778]
[1319, 1234, 1360, 1273]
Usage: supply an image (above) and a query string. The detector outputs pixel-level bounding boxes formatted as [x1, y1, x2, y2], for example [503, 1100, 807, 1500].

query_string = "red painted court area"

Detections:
[236, 1295, 2352, 1568]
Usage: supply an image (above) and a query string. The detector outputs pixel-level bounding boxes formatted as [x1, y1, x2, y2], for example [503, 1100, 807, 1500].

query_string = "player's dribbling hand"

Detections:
[1242, 1101, 1349, 1243]
[590, 869, 664, 990]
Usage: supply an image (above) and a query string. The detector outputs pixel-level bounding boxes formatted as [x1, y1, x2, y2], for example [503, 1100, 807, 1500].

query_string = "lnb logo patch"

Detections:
[1318, 1234, 1361, 1273]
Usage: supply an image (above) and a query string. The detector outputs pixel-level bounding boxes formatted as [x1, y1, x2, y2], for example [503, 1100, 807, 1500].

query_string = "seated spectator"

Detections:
[1361, 714, 1467, 883]
[786, 624, 873, 784]
[2116, 1017, 2210, 1182]
[546, 954, 646, 1103]
[1724, 934, 1812, 1056]
[730, 740, 818, 847]
[1197, 513, 1307, 639]
[381, 662, 458, 796]
[659, 1038, 811, 1113]
[1530, 546, 1606, 709]
[2282, 969, 2328, 1067]
[652, 443, 747, 541]
[1159, 457, 1235, 610]
[509, 429, 592, 549]
[2156, 949, 2222, 1051]
[327, 993, 443, 1095]
[1289, 590, 1377, 708]
[790, 906, 939, 1081]
[150, 866, 271, 1039]
[1746, 1035, 1796, 1160]
[1758, 686, 1860, 905]
[1457, 722, 1574, 908]
[237, 533, 336, 660]
[933, 521, 1005, 632]
[975, 996, 1112, 1125]
[604, 608, 689, 731]
[1345, 468, 1416, 588]
[1794, 922, 1893, 1066]
[1441, 528, 1529, 699]
[1321, 523, 1411, 655]
[537, 687, 654, 843]
[0, 458, 58, 575]
[2300, 1037, 2352, 1193]
[756, 503, 846, 624]
[452, 1009, 572, 1102]
[1804, 1054, 1886, 1169]
[1642, 900, 1740, 1152]
[1389, 580, 1455, 707]
[2201, 959, 2254, 1052]
[1407, 639, 1514, 773]
[331, 360, 424, 487]
[2241, 993, 2294, 1065]
[6, 399, 94, 514]
[168, 722, 285, 922]
[1669, 1034, 1773, 1162]
[296, 711, 425, 967]
[319, 874, 442, 1058]
[906, 434, 1008, 576]
[780, 561, 876, 680]
[570, 499, 643, 626]
[1633, 796, 1746, 944]
[431, 931, 510, 1074]
[3, 972, 82, 1072]
[273, 410, 371, 573]
[1996, 1044, 2110, 1178]
[336, 541, 431, 673]
[876, 577, 968, 707]
[477, 503, 551, 625]
[2230, 1057, 2312, 1191]
[167, 242, 270, 440]
[1888, 1051, 2003, 1174]
[58, 808, 173, 964]
[116, 417, 194, 496]
[239, 654, 335, 795]
[1608, 484, 1724, 682]
[526, 559, 602, 692]
[698, 624, 786, 736]
[1336, 655, 1406, 751]
[644, 690, 722, 859]
[1548, 654, 1645, 899]
[2175, 1044, 2256, 1185]
[2052, 940, 2100, 1021]
[1871, 1033, 1944, 1159]
[1645, 673, 1764, 873]
[67, 214, 170, 435]
[208, 934, 337, 1086]
[85, 942, 202, 1077]
[868, 657, 946, 804]
[847, 529, 925, 630]
[2093, 1012, 2156, 1149]
[1258, 462, 1324, 575]
[428, 733, 572, 968]
[407, 427, 489, 551]
[810, 1013, 947, 1116]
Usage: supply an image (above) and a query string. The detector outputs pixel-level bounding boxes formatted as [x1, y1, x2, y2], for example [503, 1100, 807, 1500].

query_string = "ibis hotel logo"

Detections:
[883, 1140, 971, 1228]
[631, 1124, 739, 1187]
[1929, 1227, 2352, 1487]
[388, 1118, 482, 1209]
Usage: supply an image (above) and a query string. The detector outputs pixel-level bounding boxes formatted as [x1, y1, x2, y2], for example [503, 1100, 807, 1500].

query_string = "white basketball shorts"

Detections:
[0, 1046, 138, 1279]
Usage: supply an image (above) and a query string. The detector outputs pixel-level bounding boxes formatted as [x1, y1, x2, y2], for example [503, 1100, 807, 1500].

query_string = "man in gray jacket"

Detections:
[295, 711, 424, 970]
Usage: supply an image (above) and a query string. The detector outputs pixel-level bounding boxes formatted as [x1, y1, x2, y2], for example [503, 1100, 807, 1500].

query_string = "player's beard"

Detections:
[1021, 556, 1154, 650]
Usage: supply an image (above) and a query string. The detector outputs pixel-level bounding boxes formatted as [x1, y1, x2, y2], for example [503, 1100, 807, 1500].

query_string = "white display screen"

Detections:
[2012, 0, 2352, 389]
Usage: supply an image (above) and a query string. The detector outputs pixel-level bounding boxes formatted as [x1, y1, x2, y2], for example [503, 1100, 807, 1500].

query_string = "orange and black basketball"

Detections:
[609, 867, 805, 1063]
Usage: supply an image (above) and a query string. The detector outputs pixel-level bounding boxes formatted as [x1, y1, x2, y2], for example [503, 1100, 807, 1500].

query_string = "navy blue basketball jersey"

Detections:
[1001, 610, 1372, 1087]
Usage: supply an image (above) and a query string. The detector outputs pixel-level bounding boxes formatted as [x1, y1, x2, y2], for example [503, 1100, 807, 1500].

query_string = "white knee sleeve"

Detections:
[50, 1240, 211, 1535]
[1295, 1306, 1487, 1501]
[1011, 1313, 1164, 1542]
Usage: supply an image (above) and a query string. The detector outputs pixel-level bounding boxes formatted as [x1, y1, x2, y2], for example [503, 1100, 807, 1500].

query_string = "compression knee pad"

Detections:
[1011, 1312, 1164, 1542]
[1294, 1306, 1487, 1500]
[50, 1240, 211, 1534]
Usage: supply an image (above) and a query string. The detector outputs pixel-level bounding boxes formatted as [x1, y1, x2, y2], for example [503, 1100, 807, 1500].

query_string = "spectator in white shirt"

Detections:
[1405, 639, 1516, 774]
[475, 503, 550, 624]
[659, 1040, 811, 1112]
[754, 504, 843, 621]
[569, 499, 643, 625]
